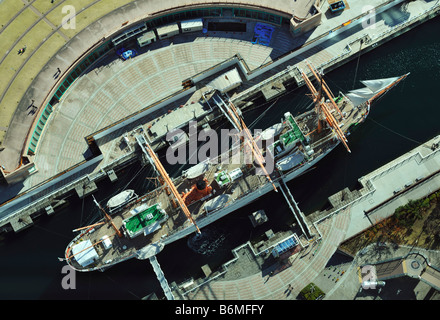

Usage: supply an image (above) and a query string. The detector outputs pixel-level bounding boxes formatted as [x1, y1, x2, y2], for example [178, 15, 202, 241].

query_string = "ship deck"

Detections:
[67, 94, 365, 271]
[67, 146, 269, 271]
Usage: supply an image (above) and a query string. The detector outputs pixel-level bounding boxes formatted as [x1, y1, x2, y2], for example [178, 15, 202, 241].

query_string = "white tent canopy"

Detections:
[71, 240, 99, 267]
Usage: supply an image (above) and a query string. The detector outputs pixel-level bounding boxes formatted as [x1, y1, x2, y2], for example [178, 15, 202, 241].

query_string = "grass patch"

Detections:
[0, 19, 54, 95]
[299, 283, 325, 300]
[55, 0, 135, 39]
[0, 0, 26, 29]
[0, 7, 40, 55]
[33, 0, 59, 15]
[45, 0, 100, 28]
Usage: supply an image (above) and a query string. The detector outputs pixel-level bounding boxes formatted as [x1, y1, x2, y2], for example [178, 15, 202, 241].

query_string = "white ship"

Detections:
[63, 63, 409, 272]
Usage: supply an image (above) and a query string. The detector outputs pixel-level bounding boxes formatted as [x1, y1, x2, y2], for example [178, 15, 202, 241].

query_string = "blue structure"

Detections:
[272, 234, 298, 257]
[121, 49, 137, 60]
[252, 23, 274, 46]
[329, 1, 346, 13]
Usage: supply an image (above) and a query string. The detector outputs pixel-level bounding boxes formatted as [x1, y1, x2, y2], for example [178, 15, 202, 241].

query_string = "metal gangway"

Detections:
[278, 179, 312, 239]
[149, 256, 175, 300]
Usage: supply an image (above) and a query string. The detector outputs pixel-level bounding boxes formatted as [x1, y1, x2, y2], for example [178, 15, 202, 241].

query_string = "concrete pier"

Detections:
[74, 180, 98, 199]
[308, 134, 440, 242]
[172, 135, 440, 300]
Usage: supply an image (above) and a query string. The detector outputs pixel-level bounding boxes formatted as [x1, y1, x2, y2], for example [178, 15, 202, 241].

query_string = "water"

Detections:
[1, 17, 439, 300]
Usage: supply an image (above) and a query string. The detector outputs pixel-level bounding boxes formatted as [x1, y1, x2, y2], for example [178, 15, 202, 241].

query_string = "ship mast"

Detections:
[142, 141, 202, 235]
[301, 62, 351, 153]
[215, 95, 277, 192]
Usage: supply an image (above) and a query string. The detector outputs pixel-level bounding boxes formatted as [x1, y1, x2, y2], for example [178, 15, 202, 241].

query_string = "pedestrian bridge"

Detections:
[149, 256, 175, 300]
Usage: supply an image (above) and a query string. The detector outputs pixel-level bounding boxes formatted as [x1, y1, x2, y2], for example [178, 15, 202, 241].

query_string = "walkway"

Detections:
[367, 252, 440, 292]
[181, 203, 351, 299]
[324, 243, 440, 300]
[420, 265, 440, 291]
[149, 256, 175, 300]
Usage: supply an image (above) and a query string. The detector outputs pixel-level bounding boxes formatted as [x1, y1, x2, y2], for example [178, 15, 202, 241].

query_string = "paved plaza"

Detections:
[178, 221, 440, 300]
[181, 207, 351, 299]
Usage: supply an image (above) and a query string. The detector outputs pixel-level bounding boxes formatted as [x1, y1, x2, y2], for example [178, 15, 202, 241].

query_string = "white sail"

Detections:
[345, 92, 370, 107]
[347, 76, 401, 107]
[348, 87, 377, 98]
[360, 77, 399, 93]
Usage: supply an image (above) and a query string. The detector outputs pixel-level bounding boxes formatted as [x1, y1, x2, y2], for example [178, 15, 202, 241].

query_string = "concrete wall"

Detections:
[290, 6, 322, 36]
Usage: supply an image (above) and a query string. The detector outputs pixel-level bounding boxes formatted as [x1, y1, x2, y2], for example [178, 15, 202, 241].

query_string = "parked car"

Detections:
[117, 48, 137, 60]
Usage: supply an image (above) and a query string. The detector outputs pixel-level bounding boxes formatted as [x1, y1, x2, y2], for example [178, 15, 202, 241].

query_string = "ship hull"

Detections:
[65, 71, 409, 272]
[65, 142, 335, 272]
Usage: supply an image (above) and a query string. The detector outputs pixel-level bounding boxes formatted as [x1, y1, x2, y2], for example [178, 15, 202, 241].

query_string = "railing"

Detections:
[27, 102, 53, 154]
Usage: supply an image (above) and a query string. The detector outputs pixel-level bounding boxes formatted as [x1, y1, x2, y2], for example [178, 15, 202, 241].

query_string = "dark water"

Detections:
[1, 17, 439, 300]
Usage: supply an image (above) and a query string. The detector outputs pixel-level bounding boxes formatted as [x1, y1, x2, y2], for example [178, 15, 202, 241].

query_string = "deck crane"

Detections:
[141, 138, 202, 235]
[214, 95, 277, 192]
[301, 62, 351, 153]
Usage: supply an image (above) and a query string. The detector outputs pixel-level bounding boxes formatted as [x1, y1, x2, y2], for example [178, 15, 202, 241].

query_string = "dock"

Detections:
[172, 134, 440, 300]
[308, 134, 440, 242]
[1, 0, 439, 237]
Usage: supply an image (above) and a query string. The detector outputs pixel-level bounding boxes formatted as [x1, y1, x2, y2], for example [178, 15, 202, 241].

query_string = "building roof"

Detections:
[272, 234, 298, 256]
[207, 68, 242, 93]
[181, 18, 204, 28]
[157, 23, 180, 35]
